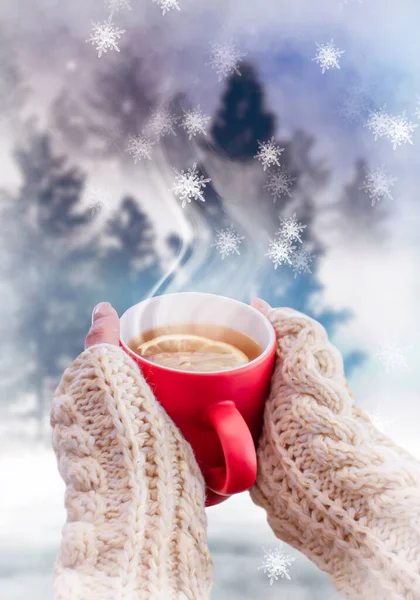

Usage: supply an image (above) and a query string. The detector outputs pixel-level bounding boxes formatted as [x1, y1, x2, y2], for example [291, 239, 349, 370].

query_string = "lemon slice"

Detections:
[137, 334, 247, 359]
[136, 333, 249, 371]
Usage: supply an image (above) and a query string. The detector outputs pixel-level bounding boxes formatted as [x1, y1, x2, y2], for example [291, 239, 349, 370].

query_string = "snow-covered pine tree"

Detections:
[204, 62, 361, 369]
[98, 196, 162, 314]
[210, 62, 276, 160]
[0, 126, 100, 439]
[199, 63, 300, 298]
[87, 34, 159, 159]
[205, 61, 300, 233]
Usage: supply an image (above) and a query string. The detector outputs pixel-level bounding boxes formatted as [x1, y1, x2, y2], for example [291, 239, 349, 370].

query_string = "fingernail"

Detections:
[92, 302, 113, 323]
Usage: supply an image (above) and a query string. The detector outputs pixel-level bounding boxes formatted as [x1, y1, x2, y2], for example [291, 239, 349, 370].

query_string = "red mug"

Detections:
[119, 292, 276, 507]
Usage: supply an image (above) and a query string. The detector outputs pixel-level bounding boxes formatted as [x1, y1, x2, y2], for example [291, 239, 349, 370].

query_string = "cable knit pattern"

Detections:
[50, 343, 214, 600]
[51, 309, 420, 600]
[249, 307, 420, 600]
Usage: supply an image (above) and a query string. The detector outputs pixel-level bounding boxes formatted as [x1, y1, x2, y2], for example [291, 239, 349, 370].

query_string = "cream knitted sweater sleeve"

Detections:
[50, 343, 213, 600]
[250, 307, 420, 600]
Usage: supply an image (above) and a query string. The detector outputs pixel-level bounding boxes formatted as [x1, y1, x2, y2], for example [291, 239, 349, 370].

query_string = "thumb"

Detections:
[251, 297, 271, 316]
[85, 302, 120, 349]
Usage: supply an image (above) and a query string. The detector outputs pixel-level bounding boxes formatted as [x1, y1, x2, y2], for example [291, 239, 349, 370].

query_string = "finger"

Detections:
[85, 302, 120, 349]
[251, 297, 272, 316]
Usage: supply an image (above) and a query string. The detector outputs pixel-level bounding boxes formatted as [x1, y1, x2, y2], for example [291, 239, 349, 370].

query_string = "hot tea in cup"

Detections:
[120, 292, 276, 507]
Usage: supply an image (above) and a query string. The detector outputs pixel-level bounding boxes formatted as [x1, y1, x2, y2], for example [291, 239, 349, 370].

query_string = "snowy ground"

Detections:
[0, 443, 342, 600]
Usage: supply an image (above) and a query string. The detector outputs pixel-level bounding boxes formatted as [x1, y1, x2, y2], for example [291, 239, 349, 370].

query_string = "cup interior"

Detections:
[120, 292, 275, 368]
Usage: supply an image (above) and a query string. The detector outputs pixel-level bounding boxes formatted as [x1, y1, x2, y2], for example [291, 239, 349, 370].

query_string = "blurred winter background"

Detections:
[0, 0, 419, 597]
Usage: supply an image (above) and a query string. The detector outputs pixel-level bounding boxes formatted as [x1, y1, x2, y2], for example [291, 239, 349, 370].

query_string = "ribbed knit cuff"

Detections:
[51, 344, 214, 600]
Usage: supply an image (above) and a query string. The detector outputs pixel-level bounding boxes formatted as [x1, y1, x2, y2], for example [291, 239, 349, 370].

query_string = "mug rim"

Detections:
[120, 292, 276, 376]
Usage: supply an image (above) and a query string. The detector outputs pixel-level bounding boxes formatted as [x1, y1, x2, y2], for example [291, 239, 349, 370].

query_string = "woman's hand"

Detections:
[85, 298, 272, 350]
[54, 298, 215, 599]
[248, 305, 420, 600]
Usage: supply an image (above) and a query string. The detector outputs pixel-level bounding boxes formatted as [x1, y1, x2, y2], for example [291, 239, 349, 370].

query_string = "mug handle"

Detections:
[201, 400, 257, 496]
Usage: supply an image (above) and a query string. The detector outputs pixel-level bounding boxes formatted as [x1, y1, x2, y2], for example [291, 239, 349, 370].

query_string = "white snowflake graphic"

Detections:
[312, 39, 345, 74]
[211, 225, 245, 259]
[86, 17, 126, 58]
[366, 408, 394, 434]
[278, 213, 307, 243]
[172, 163, 211, 208]
[145, 106, 178, 141]
[265, 166, 296, 201]
[258, 544, 296, 585]
[265, 236, 295, 269]
[386, 112, 418, 150]
[360, 166, 397, 207]
[366, 108, 417, 149]
[209, 41, 247, 82]
[374, 342, 409, 373]
[291, 248, 313, 278]
[106, 0, 131, 14]
[265, 212, 311, 275]
[153, 0, 180, 15]
[125, 135, 154, 163]
[255, 137, 284, 171]
[182, 105, 211, 139]
[365, 106, 391, 141]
